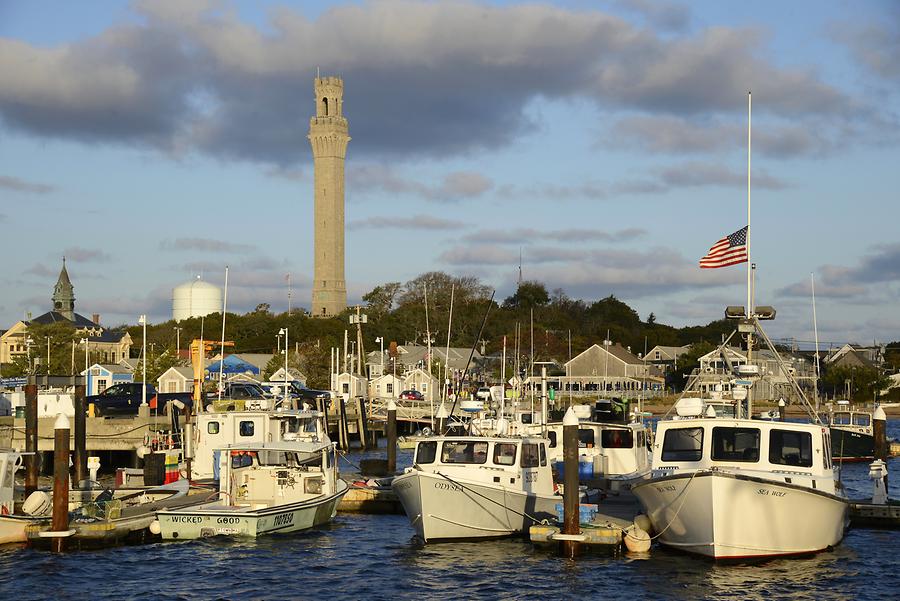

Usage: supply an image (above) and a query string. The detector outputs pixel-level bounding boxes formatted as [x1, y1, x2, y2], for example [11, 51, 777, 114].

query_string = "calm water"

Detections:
[1, 422, 898, 601]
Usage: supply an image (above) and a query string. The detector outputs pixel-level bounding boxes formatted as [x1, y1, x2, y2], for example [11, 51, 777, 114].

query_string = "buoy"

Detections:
[634, 513, 653, 535]
[624, 525, 651, 553]
[149, 520, 162, 535]
[22, 491, 52, 517]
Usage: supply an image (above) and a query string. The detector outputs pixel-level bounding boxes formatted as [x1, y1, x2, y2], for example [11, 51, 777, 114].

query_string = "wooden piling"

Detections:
[561, 407, 581, 558]
[24, 382, 39, 496]
[51, 414, 71, 553]
[874, 406, 888, 491]
[387, 399, 397, 474]
[778, 399, 786, 422]
[338, 396, 349, 450]
[356, 397, 368, 450]
[73, 383, 87, 486]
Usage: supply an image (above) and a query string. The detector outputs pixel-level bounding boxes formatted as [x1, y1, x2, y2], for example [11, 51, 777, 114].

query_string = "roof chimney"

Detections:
[92, 314, 101, 325]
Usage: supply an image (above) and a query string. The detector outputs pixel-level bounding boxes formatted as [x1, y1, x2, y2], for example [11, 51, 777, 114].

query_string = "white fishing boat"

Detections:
[525, 400, 651, 492]
[156, 440, 348, 539]
[391, 435, 561, 542]
[0, 449, 34, 544]
[633, 411, 848, 559]
[191, 408, 331, 480]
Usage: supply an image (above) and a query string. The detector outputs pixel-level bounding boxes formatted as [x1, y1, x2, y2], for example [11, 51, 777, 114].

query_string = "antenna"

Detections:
[518, 247, 523, 285]
[317, 66, 320, 79]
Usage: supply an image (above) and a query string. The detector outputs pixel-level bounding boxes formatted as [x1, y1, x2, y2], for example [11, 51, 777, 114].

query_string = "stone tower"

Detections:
[52, 257, 75, 321]
[308, 75, 350, 317]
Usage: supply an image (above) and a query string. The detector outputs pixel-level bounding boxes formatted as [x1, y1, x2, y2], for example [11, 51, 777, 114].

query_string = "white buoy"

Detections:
[869, 459, 889, 505]
[149, 520, 162, 535]
[624, 525, 651, 553]
[634, 513, 653, 535]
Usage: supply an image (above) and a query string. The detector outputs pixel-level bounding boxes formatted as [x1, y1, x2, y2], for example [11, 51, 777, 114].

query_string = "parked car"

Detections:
[475, 387, 492, 402]
[86, 383, 193, 417]
[399, 390, 424, 401]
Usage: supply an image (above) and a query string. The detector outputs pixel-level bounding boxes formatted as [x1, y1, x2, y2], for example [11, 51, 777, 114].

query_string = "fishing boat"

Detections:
[633, 405, 848, 559]
[156, 440, 348, 539]
[0, 449, 34, 545]
[828, 401, 875, 462]
[391, 435, 561, 542]
[526, 400, 652, 493]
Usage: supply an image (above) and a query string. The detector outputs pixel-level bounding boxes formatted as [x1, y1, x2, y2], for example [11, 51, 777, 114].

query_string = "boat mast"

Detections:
[424, 283, 434, 429]
[217, 265, 229, 404]
[745, 91, 754, 420]
[811, 273, 821, 412]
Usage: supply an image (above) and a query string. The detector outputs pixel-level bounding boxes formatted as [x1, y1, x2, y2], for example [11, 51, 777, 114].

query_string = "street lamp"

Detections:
[25, 337, 34, 375]
[375, 336, 384, 375]
[138, 315, 147, 407]
[278, 328, 289, 405]
[174, 326, 182, 358]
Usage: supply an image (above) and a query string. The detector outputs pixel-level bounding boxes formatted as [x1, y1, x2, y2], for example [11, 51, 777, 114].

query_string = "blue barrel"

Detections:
[578, 459, 593, 479]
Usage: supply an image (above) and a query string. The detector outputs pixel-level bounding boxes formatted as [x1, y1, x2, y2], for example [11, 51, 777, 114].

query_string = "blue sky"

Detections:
[1, 0, 899, 348]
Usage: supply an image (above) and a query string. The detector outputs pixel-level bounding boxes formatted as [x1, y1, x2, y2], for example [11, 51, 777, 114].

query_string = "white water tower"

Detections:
[172, 277, 222, 322]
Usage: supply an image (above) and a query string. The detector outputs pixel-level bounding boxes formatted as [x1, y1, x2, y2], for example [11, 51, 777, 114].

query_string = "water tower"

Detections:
[172, 278, 222, 322]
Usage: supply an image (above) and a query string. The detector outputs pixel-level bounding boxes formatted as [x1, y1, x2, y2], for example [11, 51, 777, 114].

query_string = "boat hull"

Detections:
[830, 427, 874, 462]
[392, 470, 559, 542]
[0, 515, 38, 544]
[158, 480, 349, 540]
[633, 471, 848, 559]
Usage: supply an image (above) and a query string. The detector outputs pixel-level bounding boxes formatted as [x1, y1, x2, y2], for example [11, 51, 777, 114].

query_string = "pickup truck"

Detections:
[86, 383, 193, 416]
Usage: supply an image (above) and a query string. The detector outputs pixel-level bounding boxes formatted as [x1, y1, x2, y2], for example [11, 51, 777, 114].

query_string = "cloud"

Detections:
[348, 214, 465, 231]
[437, 242, 741, 298]
[0, 1, 867, 164]
[615, 161, 788, 193]
[461, 227, 645, 244]
[777, 243, 900, 300]
[609, 0, 690, 32]
[608, 115, 839, 158]
[832, 10, 900, 80]
[64, 246, 111, 263]
[23, 263, 56, 278]
[0, 175, 55, 194]
[348, 166, 492, 202]
[159, 237, 258, 253]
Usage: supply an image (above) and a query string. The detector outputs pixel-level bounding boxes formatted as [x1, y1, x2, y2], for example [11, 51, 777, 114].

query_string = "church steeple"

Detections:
[52, 257, 75, 321]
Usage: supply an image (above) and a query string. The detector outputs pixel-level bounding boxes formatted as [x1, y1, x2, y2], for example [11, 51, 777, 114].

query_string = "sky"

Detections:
[1, 0, 899, 348]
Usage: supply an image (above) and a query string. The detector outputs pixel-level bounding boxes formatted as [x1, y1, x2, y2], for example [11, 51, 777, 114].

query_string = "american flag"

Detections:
[699, 226, 748, 269]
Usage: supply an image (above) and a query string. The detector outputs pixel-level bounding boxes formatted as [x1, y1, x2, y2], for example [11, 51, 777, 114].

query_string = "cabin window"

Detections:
[231, 451, 255, 468]
[547, 431, 557, 449]
[832, 412, 851, 425]
[852, 414, 870, 427]
[493, 443, 517, 466]
[207, 422, 220, 435]
[239, 421, 255, 437]
[520, 443, 540, 468]
[661, 427, 704, 462]
[769, 429, 813, 467]
[822, 432, 832, 470]
[386, 383, 393, 394]
[342, 383, 349, 394]
[442, 441, 488, 464]
[578, 429, 595, 448]
[711, 427, 760, 462]
[637, 431, 645, 448]
[416, 441, 437, 464]
[540, 443, 547, 467]
[602, 429, 634, 449]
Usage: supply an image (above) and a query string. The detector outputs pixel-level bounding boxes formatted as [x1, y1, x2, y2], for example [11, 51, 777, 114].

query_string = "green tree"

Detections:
[821, 365, 891, 402]
[671, 341, 716, 390]
[363, 282, 401, 317]
[502, 281, 550, 309]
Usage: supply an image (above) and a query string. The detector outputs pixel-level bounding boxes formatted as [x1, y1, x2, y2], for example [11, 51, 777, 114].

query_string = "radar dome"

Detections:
[172, 278, 222, 322]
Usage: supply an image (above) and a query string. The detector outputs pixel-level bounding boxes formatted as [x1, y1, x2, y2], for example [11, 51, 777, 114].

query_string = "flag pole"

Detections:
[746, 91, 752, 317]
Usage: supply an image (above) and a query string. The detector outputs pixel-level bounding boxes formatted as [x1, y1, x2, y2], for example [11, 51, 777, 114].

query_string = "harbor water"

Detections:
[0, 421, 898, 601]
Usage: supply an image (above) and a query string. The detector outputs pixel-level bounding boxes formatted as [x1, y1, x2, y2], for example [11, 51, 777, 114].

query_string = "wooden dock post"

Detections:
[24, 382, 39, 496]
[387, 399, 397, 474]
[338, 395, 349, 450]
[73, 382, 87, 486]
[356, 397, 368, 450]
[183, 403, 193, 481]
[778, 398, 786, 422]
[874, 406, 888, 490]
[51, 414, 71, 553]
[561, 407, 581, 558]
[436, 402, 448, 436]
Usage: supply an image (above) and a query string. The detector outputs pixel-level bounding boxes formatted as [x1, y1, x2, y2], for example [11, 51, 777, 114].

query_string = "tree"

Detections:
[821, 365, 891, 402]
[647, 312, 657, 325]
[670, 341, 716, 390]
[502, 281, 550, 309]
[362, 282, 401, 317]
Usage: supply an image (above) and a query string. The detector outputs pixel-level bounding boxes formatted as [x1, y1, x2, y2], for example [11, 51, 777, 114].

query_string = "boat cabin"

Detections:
[218, 442, 337, 509]
[652, 418, 837, 491]
[412, 437, 554, 495]
[193, 409, 327, 480]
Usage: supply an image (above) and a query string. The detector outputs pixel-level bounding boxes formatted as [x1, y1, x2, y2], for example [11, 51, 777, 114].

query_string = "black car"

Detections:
[87, 383, 193, 416]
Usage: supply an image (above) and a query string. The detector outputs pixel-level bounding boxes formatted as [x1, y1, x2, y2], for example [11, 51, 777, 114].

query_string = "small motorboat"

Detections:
[156, 440, 348, 539]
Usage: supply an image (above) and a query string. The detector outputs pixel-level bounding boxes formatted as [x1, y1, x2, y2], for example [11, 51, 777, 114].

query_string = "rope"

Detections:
[432, 469, 549, 526]
[337, 451, 362, 472]
[2, 423, 153, 439]
[646, 468, 702, 540]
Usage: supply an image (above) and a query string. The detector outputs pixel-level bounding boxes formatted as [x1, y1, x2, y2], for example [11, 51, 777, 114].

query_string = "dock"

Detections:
[850, 500, 900, 528]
